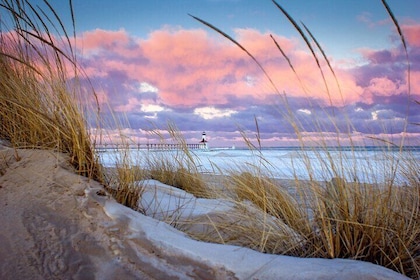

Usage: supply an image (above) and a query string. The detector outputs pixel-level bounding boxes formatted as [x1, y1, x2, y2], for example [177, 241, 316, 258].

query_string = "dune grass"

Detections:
[228, 170, 310, 234]
[188, 0, 420, 277]
[0, 0, 101, 181]
[102, 142, 145, 211]
[0, 0, 140, 208]
[138, 124, 212, 198]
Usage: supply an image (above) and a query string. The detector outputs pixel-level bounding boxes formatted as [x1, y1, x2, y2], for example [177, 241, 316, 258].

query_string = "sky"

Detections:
[18, 0, 420, 147]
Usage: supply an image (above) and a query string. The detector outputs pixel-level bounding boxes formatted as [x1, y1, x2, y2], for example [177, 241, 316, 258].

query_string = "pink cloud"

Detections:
[78, 29, 132, 52]
[411, 71, 420, 98]
[403, 24, 420, 47]
[364, 76, 406, 96]
[75, 26, 410, 112]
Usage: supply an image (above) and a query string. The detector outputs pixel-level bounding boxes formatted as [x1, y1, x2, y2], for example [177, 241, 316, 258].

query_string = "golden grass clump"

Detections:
[228, 171, 310, 235]
[141, 123, 212, 199]
[309, 176, 420, 277]
[147, 152, 211, 199]
[211, 157, 420, 277]
[0, 0, 141, 210]
[181, 200, 305, 255]
[102, 146, 146, 211]
[0, 0, 101, 181]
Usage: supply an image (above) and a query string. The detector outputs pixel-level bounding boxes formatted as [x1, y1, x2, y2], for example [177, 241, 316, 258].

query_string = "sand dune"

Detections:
[0, 146, 409, 279]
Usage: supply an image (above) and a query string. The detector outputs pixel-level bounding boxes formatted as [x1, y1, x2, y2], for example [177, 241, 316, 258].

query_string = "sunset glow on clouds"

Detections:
[61, 1, 420, 147]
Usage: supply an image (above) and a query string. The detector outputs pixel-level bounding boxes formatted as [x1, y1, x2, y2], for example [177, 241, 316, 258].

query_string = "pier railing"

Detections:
[95, 143, 208, 151]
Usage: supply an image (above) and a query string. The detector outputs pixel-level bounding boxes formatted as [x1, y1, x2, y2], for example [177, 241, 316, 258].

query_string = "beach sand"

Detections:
[0, 145, 410, 279]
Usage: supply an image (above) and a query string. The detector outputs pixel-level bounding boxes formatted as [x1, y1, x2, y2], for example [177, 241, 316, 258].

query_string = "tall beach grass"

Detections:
[187, 0, 419, 277]
[0, 0, 101, 180]
[0, 0, 140, 208]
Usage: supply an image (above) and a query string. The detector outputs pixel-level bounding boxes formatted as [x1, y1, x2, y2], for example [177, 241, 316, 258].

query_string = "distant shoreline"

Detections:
[96, 145, 420, 152]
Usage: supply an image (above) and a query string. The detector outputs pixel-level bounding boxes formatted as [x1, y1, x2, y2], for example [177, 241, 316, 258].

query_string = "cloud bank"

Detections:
[75, 22, 420, 146]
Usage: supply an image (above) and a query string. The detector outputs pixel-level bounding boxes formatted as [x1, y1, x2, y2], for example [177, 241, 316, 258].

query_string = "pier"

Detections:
[96, 132, 209, 152]
[96, 142, 208, 151]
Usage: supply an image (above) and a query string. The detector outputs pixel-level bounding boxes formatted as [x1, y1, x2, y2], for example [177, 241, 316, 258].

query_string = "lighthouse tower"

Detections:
[199, 131, 208, 149]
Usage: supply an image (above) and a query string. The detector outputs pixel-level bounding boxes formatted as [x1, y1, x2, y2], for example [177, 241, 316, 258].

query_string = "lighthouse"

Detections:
[199, 131, 208, 149]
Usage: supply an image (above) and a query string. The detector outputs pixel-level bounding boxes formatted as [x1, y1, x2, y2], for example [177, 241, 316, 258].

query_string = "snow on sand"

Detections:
[0, 145, 409, 279]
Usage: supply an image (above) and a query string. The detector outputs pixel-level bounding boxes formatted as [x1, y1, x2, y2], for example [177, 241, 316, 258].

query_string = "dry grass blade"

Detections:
[41, 0, 75, 56]
[270, 34, 307, 94]
[381, 0, 407, 52]
[381, 0, 411, 149]
[300, 22, 342, 101]
[271, 0, 332, 107]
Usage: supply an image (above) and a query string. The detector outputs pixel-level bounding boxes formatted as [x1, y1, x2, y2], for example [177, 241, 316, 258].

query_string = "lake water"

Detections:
[99, 146, 420, 184]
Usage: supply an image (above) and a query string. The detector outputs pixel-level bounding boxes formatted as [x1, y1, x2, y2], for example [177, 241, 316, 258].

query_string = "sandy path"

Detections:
[0, 147, 233, 279]
[0, 147, 138, 279]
